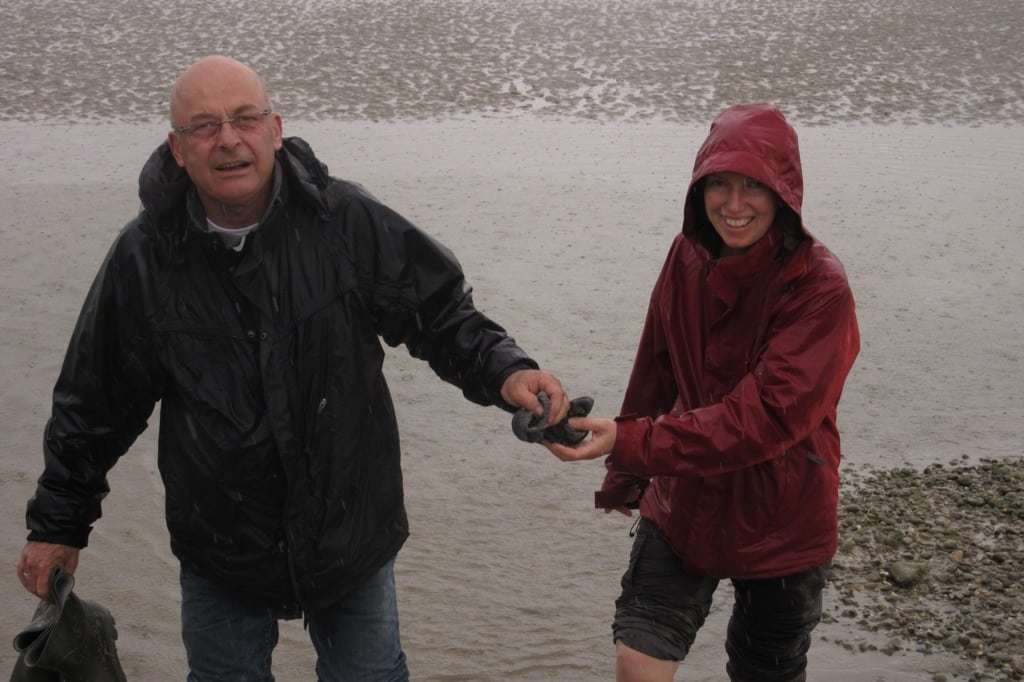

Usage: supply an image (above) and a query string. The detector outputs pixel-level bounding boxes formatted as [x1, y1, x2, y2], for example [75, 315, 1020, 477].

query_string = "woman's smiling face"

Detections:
[703, 172, 778, 255]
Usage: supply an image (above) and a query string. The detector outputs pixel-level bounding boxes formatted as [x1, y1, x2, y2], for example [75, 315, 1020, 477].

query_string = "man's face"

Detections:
[168, 64, 283, 215]
[703, 171, 777, 254]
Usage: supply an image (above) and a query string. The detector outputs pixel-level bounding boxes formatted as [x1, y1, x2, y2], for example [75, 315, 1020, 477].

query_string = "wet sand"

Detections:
[2, 0, 1023, 678]
[1, 0, 1022, 125]
[1, 119, 1021, 680]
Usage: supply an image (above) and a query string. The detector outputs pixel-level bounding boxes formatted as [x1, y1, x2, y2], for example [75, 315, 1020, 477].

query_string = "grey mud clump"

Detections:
[826, 458, 1024, 681]
[511, 392, 594, 446]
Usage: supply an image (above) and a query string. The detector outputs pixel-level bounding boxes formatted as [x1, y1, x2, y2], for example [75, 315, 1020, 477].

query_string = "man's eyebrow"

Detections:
[231, 104, 265, 115]
[185, 111, 218, 123]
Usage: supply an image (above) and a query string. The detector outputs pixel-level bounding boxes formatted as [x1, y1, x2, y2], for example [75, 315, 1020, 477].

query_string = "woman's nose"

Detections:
[725, 185, 745, 211]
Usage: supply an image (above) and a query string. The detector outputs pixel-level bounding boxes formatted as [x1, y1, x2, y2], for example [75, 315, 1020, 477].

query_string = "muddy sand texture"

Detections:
[2, 0, 1022, 125]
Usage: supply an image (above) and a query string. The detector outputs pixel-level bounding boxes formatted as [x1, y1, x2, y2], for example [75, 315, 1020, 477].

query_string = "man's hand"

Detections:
[17, 542, 80, 599]
[545, 416, 617, 462]
[500, 369, 569, 424]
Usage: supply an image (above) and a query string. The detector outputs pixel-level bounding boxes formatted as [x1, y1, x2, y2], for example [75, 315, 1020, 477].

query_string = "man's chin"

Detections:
[197, 186, 266, 220]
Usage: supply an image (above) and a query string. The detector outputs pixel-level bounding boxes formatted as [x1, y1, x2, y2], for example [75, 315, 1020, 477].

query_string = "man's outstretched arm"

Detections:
[341, 194, 568, 421]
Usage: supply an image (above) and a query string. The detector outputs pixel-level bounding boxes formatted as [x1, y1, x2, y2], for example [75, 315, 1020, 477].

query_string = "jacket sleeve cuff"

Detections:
[610, 416, 651, 476]
[594, 466, 647, 509]
[26, 527, 90, 549]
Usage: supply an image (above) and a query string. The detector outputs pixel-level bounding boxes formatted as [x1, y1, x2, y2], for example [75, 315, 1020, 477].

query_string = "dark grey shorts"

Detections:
[613, 518, 826, 681]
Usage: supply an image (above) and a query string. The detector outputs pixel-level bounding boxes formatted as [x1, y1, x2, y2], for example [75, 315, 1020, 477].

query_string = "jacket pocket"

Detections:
[729, 455, 792, 548]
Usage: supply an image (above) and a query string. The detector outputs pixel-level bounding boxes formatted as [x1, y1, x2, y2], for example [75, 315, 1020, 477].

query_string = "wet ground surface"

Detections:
[830, 459, 1024, 681]
[2, 0, 1022, 125]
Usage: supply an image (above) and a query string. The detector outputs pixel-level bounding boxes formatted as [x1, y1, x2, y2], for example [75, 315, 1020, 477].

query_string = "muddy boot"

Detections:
[511, 391, 594, 445]
[10, 568, 127, 682]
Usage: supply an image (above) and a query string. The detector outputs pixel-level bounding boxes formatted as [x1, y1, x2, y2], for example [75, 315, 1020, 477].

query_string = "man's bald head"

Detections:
[169, 55, 271, 126]
[165, 54, 284, 229]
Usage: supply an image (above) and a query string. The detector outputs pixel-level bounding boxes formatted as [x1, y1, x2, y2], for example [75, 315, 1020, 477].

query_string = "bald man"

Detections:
[18, 55, 568, 681]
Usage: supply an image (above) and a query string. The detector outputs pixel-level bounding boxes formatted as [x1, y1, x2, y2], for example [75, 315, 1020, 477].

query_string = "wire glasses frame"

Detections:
[172, 108, 273, 140]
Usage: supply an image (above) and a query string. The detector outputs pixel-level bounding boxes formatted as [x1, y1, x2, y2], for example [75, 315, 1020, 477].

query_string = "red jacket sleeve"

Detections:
[611, 279, 859, 478]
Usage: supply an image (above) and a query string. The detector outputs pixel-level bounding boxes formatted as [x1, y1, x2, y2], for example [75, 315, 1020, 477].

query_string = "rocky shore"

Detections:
[827, 458, 1024, 681]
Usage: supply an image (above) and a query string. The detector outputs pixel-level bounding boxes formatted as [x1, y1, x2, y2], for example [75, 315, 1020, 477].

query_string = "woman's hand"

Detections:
[544, 417, 617, 461]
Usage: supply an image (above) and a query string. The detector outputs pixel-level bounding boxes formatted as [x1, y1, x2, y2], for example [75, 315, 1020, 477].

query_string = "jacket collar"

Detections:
[706, 226, 784, 306]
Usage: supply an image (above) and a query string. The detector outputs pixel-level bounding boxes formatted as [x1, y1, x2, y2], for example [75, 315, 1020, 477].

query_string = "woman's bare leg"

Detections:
[616, 642, 680, 682]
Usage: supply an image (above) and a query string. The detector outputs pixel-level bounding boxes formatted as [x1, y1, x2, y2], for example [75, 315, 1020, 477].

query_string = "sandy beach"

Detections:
[2, 1, 1023, 680]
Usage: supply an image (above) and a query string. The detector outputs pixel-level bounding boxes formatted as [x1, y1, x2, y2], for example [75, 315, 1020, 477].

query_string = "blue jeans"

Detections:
[180, 559, 409, 681]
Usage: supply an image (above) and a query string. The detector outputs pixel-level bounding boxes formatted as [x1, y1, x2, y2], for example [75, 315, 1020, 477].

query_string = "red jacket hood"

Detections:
[683, 103, 805, 241]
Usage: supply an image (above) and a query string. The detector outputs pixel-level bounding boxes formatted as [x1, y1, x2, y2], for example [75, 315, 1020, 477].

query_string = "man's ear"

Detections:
[271, 113, 284, 151]
[167, 132, 186, 167]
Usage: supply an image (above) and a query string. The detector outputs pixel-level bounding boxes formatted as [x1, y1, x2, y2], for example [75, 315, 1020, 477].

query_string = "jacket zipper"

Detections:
[279, 536, 304, 615]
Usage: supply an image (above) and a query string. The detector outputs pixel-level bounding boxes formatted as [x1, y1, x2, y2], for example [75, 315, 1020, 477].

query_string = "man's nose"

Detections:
[216, 120, 242, 146]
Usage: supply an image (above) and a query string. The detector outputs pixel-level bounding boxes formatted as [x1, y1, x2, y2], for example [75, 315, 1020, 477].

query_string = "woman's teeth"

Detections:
[724, 216, 754, 228]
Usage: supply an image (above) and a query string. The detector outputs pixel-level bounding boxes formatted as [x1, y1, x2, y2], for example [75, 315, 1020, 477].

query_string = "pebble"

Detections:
[888, 561, 928, 587]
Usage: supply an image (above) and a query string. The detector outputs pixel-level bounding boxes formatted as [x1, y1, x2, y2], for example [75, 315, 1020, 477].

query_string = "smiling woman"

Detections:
[167, 56, 283, 229]
[546, 103, 861, 682]
[702, 171, 778, 255]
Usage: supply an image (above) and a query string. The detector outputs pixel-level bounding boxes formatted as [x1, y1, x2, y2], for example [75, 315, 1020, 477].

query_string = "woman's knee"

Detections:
[615, 642, 679, 682]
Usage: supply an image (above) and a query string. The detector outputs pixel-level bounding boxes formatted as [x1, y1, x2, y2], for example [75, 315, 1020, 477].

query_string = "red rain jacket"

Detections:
[597, 104, 860, 579]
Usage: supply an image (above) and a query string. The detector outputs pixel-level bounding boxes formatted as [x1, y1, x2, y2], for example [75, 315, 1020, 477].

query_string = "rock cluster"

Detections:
[826, 457, 1024, 681]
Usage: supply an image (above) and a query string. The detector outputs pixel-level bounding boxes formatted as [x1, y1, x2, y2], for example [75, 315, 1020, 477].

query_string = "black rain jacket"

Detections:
[26, 137, 536, 614]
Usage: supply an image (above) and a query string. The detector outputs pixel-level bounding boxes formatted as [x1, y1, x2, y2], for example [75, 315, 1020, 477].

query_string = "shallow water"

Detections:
[2, 120, 1020, 679]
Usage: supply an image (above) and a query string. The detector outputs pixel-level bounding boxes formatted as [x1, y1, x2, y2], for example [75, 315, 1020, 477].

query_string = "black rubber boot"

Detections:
[511, 391, 594, 445]
[10, 568, 127, 682]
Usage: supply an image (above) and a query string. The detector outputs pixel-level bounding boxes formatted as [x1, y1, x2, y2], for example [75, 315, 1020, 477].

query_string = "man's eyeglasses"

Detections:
[173, 109, 272, 140]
